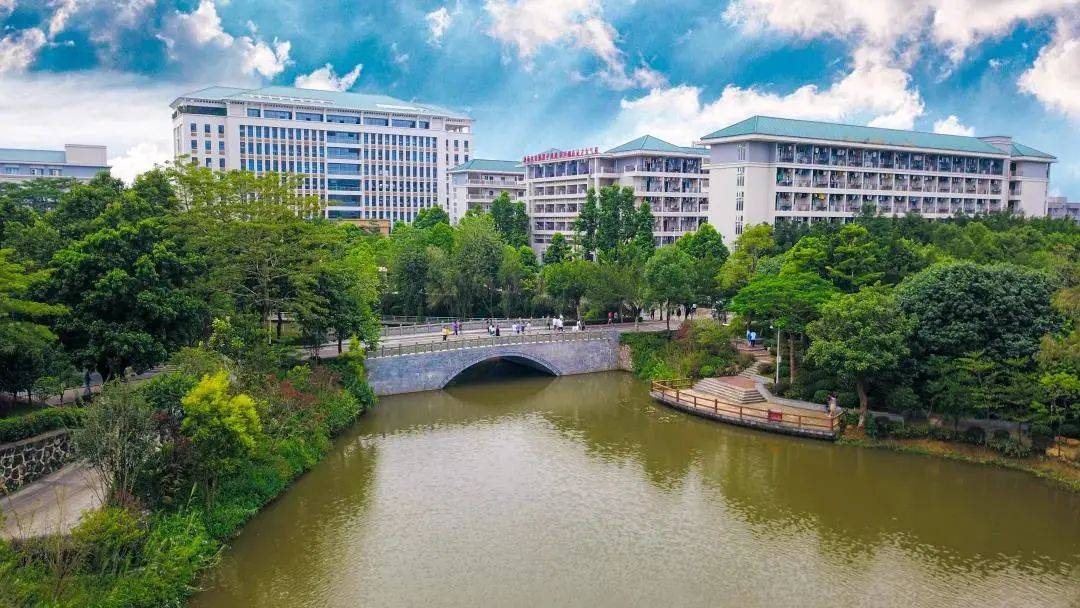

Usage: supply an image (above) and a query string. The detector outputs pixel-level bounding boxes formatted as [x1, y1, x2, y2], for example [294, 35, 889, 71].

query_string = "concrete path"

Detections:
[1, 462, 104, 539]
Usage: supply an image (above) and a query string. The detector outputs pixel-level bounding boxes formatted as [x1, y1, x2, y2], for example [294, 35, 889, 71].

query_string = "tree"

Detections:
[717, 223, 774, 295]
[298, 238, 381, 355]
[47, 218, 209, 379]
[632, 202, 656, 259]
[644, 246, 694, 331]
[451, 213, 504, 317]
[498, 245, 538, 317]
[388, 224, 432, 319]
[544, 232, 571, 264]
[898, 261, 1059, 362]
[74, 381, 157, 502]
[596, 185, 623, 257]
[574, 187, 599, 258]
[730, 272, 836, 383]
[413, 206, 450, 229]
[825, 224, 885, 292]
[676, 223, 729, 309]
[806, 286, 912, 427]
[180, 371, 260, 503]
[490, 193, 530, 247]
[0, 249, 69, 402]
[542, 259, 592, 319]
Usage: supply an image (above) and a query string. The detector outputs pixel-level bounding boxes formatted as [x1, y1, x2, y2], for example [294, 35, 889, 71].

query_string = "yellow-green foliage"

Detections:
[181, 371, 260, 460]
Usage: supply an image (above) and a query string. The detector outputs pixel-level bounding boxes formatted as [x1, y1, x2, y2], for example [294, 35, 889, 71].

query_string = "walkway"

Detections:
[1, 463, 103, 539]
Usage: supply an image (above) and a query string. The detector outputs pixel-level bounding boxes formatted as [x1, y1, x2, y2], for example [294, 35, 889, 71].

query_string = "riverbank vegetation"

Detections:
[724, 213, 1079, 461]
[620, 322, 751, 381]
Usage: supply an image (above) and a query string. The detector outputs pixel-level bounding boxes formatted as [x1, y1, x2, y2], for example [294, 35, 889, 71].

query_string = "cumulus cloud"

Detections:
[0, 0, 16, 16]
[0, 71, 177, 182]
[723, 0, 1077, 62]
[932, 115, 976, 136]
[0, 28, 47, 74]
[1019, 17, 1080, 120]
[484, 0, 660, 89]
[426, 6, 453, 44]
[294, 63, 363, 91]
[603, 47, 924, 148]
[47, 0, 79, 37]
[158, 0, 291, 82]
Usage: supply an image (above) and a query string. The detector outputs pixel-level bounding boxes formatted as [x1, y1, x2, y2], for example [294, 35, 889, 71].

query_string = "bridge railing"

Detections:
[369, 329, 613, 358]
[380, 317, 550, 337]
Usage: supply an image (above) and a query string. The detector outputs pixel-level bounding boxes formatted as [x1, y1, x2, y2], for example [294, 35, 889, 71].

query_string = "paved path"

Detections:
[1, 463, 104, 539]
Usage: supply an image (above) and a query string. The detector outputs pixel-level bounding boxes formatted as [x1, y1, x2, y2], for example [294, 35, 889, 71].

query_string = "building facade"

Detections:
[0, 145, 109, 184]
[524, 135, 709, 256]
[1047, 196, 1080, 223]
[170, 86, 473, 224]
[698, 116, 1056, 245]
[447, 159, 525, 223]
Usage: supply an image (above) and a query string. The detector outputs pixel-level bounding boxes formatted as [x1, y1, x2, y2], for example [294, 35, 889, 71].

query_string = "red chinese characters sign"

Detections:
[523, 147, 599, 164]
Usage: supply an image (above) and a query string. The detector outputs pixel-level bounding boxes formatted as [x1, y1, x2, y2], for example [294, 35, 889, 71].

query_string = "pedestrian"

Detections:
[746, 329, 752, 345]
[749, 330, 757, 347]
[441, 325, 450, 341]
[607, 311, 613, 324]
[525, 321, 531, 334]
[495, 324, 501, 337]
[827, 393, 838, 414]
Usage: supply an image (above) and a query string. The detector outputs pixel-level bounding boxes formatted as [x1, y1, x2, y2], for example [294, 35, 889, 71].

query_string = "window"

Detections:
[204, 124, 210, 134]
[297, 112, 322, 122]
[190, 123, 197, 133]
[735, 222, 744, 236]
[49, 168, 61, 176]
[218, 158, 225, 169]
[204, 140, 211, 151]
[736, 192, 744, 211]
[191, 139, 198, 151]
[247, 108, 261, 117]
[736, 144, 747, 161]
[364, 116, 389, 126]
[204, 158, 211, 167]
[218, 125, 224, 135]
[264, 109, 291, 120]
[327, 114, 360, 124]
[736, 166, 745, 187]
[418, 120, 430, 129]
[391, 119, 416, 128]
[218, 141, 225, 152]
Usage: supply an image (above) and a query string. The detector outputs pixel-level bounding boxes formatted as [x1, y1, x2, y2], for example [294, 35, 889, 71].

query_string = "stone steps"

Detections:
[694, 377, 766, 405]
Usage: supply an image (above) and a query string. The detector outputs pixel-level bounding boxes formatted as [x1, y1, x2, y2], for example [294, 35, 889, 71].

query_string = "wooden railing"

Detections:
[370, 330, 611, 358]
[651, 380, 842, 434]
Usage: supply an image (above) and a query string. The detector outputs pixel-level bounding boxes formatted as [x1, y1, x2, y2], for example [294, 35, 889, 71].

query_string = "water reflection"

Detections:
[192, 371, 1080, 608]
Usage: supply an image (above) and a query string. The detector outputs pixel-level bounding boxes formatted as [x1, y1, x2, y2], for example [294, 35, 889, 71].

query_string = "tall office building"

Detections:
[447, 159, 525, 223]
[0, 144, 109, 184]
[170, 86, 473, 223]
[524, 135, 709, 256]
[698, 116, 1056, 244]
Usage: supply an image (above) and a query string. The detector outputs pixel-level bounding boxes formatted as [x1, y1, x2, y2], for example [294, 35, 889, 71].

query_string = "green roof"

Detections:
[175, 85, 470, 120]
[701, 116, 1012, 155]
[448, 159, 524, 173]
[606, 134, 707, 156]
[0, 148, 68, 163]
[1010, 141, 1055, 159]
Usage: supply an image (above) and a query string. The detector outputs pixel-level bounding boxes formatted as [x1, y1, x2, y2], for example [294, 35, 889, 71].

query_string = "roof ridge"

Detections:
[748, 114, 985, 142]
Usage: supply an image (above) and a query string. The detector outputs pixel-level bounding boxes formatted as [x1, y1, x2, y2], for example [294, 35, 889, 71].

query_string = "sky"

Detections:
[1, 0, 1079, 197]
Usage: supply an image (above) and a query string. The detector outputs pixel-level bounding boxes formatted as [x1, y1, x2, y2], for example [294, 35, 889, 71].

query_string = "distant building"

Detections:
[0, 145, 109, 184]
[697, 116, 1056, 245]
[1047, 196, 1080, 223]
[447, 159, 525, 223]
[170, 85, 473, 224]
[523, 135, 709, 256]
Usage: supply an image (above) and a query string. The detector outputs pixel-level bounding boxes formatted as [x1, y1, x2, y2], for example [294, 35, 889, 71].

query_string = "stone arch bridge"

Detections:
[364, 331, 624, 395]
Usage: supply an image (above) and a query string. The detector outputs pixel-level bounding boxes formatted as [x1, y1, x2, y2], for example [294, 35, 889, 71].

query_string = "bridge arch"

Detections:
[440, 349, 564, 387]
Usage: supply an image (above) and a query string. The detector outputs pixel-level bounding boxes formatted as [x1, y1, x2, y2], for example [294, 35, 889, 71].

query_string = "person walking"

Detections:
[749, 330, 757, 347]
[495, 324, 501, 337]
[441, 325, 450, 341]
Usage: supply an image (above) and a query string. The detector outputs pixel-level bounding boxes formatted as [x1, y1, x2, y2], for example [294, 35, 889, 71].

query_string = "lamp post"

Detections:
[771, 323, 781, 386]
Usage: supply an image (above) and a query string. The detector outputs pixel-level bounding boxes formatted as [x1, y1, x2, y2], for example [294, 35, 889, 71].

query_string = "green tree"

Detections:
[730, 272, 836, 383]
[632, 202, 656, 259]
[451, 213, 504, 317]
[645, 245, 694, 331]
[74, 381, 157, 502]
[676, 223, 729, 309]
[806, 286, 912, 427]
[542, 259, 592, 319]
[826, 224, 885, 292]
[180, 371, 260, 503]
[717, 223, 774, 295]
[544, 232, 572, 264]
[596, 185, 623, 257]
[490, 193, 530, 247]
[0, 249, 69, 402]
[413, 206, 450, 229]
[574, 187, 599, 258]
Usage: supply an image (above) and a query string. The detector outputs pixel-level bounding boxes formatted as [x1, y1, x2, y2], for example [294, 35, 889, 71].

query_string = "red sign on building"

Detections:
[523, 147, 599, 164]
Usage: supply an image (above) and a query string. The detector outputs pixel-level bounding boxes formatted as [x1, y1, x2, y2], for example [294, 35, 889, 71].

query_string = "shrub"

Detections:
[73, 382, 157, 502]
[928, 426, 959, 442]
[869, 415, 894, 438]
[1059, 423, 1079, 439]
[72, 506, 146, 574]
[699, 365, 715, 378]
[757, 362, 775, 376]
[988, 438, 1032, 459]
[0, 407, 84, 444]
[963, 426, 986, 445]
[991, 429, 1011, 442]
[889, 423, 930, 440]
[1029, 423, 1055, 451]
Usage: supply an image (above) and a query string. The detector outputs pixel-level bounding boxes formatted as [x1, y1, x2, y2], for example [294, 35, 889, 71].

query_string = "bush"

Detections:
[888, 423, 930, 440]
[1029, 423, 1055, 451]
[757, 362, 774, 376]
[963, 426, 986, 445]
[1059, 423, 1079, 439]
[991, 429, 1011, 442]
[928, 426, 959, 442]
[0, 407, 84, 444]
[868, 415, 894, 438]
[699, 365, 715, 378]
[72, 506, 146, 574]
[988, 438, 1032, 459]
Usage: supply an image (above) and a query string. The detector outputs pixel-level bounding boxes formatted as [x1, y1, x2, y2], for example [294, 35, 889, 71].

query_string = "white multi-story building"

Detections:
[447, 159, 525, 223]
[524, 135, 709, 256]
[1047, 196, 1080, 223]
[170, 85, 473, 223]
[0, 144, 108, 184]
[697, 116, 1056, 244]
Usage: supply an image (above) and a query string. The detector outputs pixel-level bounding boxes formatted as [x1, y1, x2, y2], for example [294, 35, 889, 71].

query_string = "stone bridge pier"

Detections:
[365, 332, 621, 396]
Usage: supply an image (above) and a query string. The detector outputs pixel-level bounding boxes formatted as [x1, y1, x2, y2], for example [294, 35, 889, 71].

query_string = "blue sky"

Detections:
[1, 0, 1079, 197]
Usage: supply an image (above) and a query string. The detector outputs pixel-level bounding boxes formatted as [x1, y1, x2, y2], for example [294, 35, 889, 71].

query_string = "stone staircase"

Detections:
[693, 377, 766, 405]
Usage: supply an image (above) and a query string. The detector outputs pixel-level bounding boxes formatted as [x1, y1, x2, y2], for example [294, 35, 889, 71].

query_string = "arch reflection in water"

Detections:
[191, 371, 1080, 608]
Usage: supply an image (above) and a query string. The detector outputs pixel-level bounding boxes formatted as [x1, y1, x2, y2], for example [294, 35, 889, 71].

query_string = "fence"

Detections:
[650, 379, 841, 436]
[369, 329, 612, 358]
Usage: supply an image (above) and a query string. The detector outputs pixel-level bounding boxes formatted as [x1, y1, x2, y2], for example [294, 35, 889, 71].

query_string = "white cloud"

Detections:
[391, 41, 410, 67]
[0, 71, 177, 182]
[484, 0, 659, 89]
[602, 47, 924, 148]
[426, 6, 453, 44]
[158, 0, 291, 82]
[294, 63, 363, 91]
[47, 0, 79, 37]
[0, 28, 47, 74]
[723, 0, 1076, 62]
[932, 115, 976, 136]
[1019, 17, 1080, 120]
[0, 0, 16, 16]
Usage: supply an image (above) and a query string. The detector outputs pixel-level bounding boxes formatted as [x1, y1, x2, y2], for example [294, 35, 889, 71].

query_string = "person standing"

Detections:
[441, 325, 450, 341]
[495, 324, 501, 337]
[749, 330, 757, 347]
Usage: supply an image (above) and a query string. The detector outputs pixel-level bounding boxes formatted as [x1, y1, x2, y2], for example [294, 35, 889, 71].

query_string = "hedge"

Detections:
[0, 407, 84, 444]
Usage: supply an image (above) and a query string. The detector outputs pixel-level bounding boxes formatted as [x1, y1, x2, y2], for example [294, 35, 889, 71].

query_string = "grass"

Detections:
[838, 429, 1080, 493]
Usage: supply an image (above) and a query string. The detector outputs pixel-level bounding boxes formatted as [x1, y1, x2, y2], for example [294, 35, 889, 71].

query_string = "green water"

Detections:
[190, 369, 1080, 607]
